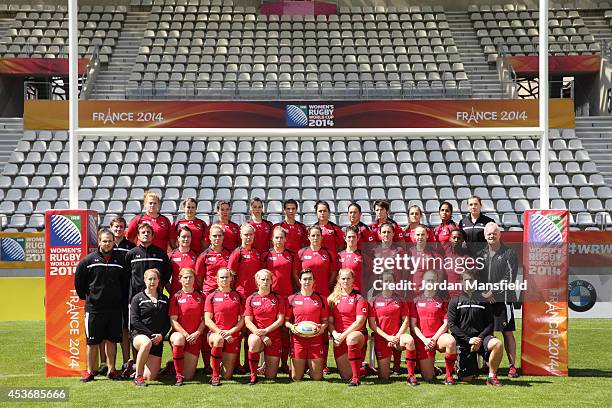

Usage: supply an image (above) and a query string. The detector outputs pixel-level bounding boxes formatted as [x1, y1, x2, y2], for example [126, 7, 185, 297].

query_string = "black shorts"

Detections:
[456, 335, 496, 379]
[122, 304, 129, 329]
[85, 310, 122, 345]
[130, 332, 164, 358]
[493, 302, 515, 332]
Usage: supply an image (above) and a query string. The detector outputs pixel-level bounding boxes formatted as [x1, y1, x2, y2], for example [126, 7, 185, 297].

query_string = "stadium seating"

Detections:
[0, 128, 610, 232]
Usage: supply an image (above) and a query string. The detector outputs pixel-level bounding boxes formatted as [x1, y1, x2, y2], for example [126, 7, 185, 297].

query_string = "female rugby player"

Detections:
[170, 198, 208, 253]
[126, 191, 172, 250]
[248, 197, 274, 255]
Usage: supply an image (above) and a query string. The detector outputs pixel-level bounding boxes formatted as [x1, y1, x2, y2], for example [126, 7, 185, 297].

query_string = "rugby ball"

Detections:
[293, 321, 319, 338]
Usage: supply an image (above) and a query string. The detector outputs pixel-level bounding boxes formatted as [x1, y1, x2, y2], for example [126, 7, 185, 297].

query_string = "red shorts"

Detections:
[208, 332, 242, 354]
[184, 338, 202, 356]
[263, 334, 283, 358]
[291, 335, 324, 360]
[374, 334, 396, 360]
[333, 333, 368, 359]
[415, 336, 437, 360]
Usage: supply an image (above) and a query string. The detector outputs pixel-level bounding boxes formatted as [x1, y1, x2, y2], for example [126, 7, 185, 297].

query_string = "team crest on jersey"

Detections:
[321, 255, 328, 261]
[362, 307, 367, 313]
[348, 298, 354, 304]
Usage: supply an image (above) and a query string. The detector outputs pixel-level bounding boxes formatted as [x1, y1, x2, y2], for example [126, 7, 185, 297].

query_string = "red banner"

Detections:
[24, 99, 575, 130]
[521, 210, 569, 377]
[506, 55, 601, 75]
[45, 209, 98, 377]
[0, 58, 89, 76]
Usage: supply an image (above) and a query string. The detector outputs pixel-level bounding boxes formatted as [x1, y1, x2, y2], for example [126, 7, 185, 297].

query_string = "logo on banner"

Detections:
[0, 238, 25, 261]
[87, 214, 98, 247]
[568, 280, 597, 312]
[50, 215, 82, 247]
[286, 104, 335, 127]
[529, 213, 563, 243]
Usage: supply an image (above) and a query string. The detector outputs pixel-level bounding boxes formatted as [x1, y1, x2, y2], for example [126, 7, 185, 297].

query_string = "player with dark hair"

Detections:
[205, 267, 245, 386]
[168, 226, 198, 297]
[434, 201, 458, 244]
[409, 270, 457, 385]
[328, 268, 368, 386]
[459, 195, 495, 255]
[211, 200, 241, 252]
[346, 202, 377, 249]
[273, 199, 308, 254]
[170, 198, 208, 253]
[244, 269, 286, 384]
[169, 267, 206, 386]
[286, 269, 329, 381]
[248, 197, 274, 255]
[443, 229, 472, 298]
[447, 269, 504, 386]
[338, 225, 369, 292]
[126, 191, 172, 250]
[370, 200, 403, 242]
[75, 228, 127, 382]
[404, 205, 436, 245]
[313, 200, 345, 254]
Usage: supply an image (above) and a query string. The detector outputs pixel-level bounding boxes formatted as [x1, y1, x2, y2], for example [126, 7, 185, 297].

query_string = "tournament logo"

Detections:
[286, 105, 308, 127]
[0, 238, 25, 262]
[88, 214, 98, 247]
[529, 213, 563, 244]
[50, 215, 82, 247]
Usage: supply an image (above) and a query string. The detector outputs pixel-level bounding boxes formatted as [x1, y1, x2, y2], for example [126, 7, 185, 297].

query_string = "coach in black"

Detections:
[459, 195, 494, 255]
[125, 222, 171, 301]
[75, 228, 127, 382]
[447, 269, 504, 387]
[477, 222, 519, 378]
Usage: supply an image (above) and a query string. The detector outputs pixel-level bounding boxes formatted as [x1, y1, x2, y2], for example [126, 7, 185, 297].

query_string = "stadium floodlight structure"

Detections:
[66, 0, 550, 211]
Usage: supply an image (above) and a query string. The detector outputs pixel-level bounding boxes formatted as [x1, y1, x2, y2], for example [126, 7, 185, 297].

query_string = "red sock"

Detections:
[322, 337, 329, 369]
[406, 348, 417, 377]
[211, 346, 222, 377]
[445, 353, 457, 377]
[348, 343, 363, 380]
[172, 345, 185, 379]
[201, 339, 211, 369]
[393, 349, 402, 371]
[248, 351, 260, 375]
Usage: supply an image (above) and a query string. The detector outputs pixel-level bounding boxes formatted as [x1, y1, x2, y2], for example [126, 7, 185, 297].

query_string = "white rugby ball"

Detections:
[294, 321, 319, 338]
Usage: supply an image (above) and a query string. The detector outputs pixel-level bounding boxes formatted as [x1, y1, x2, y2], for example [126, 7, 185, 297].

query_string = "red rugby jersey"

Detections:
[286, 292, 328, 325]
[404, 226, 437, 244]
[212, 221, 241, 252]
[433, 221, 457, 243]
[370, 218, 404, 242]
[273, 220, 308, 254]
[337, 249, 368, 291]
[351, 221, 378, 250]
[169, 290, 205, 333]
[195, 247, 230, 295]
[330, 291, 368, 333]
[245, 292, 285, 335]
[205, 289, 244, 330]
[228, 247, 262, 299]
[317, 221, 345, 253]
[409, 295, 448, 338]
[172, 218, 208, 253]
[248, 219, 274, 255]
[127, 214, 172, 250]
[368, 293, 409, 336]
[262, 249, 299, 297]
[297, 247, 337, 296]
[167, 248, 198, 296]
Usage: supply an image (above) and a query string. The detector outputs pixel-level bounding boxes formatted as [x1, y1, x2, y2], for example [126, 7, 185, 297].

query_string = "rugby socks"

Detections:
[393, 349, 402, 372]
[248, 352, 260, 375]
[348, 344, 362, 380]
[211, 346, 222, 377]
[445, 353, 457, 378]
[405, 349, 417, 377]
[172, 345, 185, 379]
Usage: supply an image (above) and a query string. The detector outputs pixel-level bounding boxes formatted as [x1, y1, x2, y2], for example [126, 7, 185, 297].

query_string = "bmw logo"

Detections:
[568, 280, 597, 312]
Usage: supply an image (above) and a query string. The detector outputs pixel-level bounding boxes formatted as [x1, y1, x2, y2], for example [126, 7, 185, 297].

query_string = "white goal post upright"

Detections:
[66, 0, 551, 210]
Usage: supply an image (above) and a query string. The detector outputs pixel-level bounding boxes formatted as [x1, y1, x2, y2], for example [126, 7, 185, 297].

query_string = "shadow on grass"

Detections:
[568, 368, 612, 378]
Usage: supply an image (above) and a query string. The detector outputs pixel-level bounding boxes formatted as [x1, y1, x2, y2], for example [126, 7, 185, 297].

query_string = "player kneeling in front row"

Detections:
[368, 271, 416, 383]
[169, 267, 206, 386]
[328, 268, 368, 386]
[447, 269, 504, 387]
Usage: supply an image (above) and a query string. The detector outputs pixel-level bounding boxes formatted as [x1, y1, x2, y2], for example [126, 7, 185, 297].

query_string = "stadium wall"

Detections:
[0, 77, 23, 117]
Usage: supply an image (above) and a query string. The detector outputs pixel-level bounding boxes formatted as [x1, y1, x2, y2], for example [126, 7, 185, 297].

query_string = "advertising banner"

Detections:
[0, 232, 44, 268]
[24, 99, 575, 130]
[45, 209, 98, 377]
[0, 58, 89, 76]
[506, 55, 601, 75]
[521, 210, 569, 376]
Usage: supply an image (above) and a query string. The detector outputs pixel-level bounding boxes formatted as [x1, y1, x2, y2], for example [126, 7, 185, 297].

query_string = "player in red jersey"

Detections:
[443, 229, 472, 298]
[328, 268, 368, 386]
[167, 226, 198, 297]
[274, 199, 309, 254]
[404, 205, 437, 245]
[248, 197, 274, 255]
[298, 225, 338, 297]
[169, 268, 206, 385]
[245, 269, 286, 384]
[205, 267, 245, 386]
[346, 202, 377, 250]
[368, 271, 416, 382]
[409, 270, 457, 384]
[197, 224, 231, 297]
[285, 269, 329, 381]
[406, 226, 443, 295]
[338, 225, 369, 291]
[211, 200, 241, 252]
[170, 198, 208, 253]
[371, 200, 403, 242]
[433, 201, 458, 245]
[262, 225, 299, 372]
[313, 200, 345, 253]
[126, 191, 172, 250]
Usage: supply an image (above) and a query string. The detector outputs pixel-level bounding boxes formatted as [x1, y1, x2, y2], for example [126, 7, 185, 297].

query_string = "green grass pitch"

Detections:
[0, 319, 611, 407]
